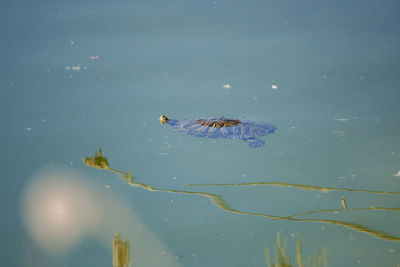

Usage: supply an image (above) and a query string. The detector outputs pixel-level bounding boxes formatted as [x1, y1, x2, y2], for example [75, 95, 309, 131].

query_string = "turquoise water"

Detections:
[1, 0, 400, 266]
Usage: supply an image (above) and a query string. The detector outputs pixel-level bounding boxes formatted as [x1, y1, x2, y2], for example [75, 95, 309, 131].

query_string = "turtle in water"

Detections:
[159, 115, 276, 148]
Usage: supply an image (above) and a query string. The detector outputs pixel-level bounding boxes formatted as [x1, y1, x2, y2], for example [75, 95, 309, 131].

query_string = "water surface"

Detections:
[1, 0, 400, 266]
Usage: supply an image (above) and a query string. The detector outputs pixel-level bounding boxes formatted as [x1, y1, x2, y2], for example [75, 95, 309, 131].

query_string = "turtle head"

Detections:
[159, 115, 169, 124]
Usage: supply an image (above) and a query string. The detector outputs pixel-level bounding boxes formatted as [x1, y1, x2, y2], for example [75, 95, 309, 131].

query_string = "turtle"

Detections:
[159, 115, 276, 148]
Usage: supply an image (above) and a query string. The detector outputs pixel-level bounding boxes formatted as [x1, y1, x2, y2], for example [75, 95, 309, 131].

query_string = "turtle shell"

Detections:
[162, 116, 276, 148]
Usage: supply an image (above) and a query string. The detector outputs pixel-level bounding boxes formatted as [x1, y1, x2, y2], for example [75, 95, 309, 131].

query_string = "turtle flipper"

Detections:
[242, 138, 265, 148]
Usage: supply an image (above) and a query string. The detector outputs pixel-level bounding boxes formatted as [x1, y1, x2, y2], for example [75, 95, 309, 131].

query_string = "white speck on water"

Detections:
[394, 171, 400, 177]
[222, 84, 231, 90]
[26, 128, 32, 131]
[70, 40, 75, 45]
[65, 65, 83, 71]
[332, 131, 345, 136]
[334, 118, 351, 122]
[271, 84, 278, 90]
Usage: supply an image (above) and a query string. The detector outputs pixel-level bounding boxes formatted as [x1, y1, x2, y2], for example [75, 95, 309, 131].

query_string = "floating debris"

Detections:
[83, 149, 135, 183]
[84, 149, 400, 242]
[90, 56, 100, 60]
[26, 128, 32, 131]
[83, 149, 110, 170]
[271, 84, 278, 90]
[394, 171, 400, 177]
[341, 197, 348, 210]
[222, 84, 231, 90]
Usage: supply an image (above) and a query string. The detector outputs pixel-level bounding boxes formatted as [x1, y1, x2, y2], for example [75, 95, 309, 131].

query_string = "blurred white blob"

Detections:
[21, 165, 182, 267]
[21, 166, 101, 255]
[222, 83, 231, 90]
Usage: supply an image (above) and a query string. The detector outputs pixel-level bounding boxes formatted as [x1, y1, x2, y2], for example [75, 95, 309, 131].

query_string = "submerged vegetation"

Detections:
[264, 232, 327, 267]
[83, 149, 400, 242]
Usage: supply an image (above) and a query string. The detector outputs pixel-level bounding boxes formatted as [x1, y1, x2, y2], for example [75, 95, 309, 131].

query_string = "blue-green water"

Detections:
[1, 0, 400, 266]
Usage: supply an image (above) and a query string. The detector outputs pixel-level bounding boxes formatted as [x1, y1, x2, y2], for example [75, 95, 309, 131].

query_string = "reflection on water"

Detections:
[21, 165, 182, 267]
[113, 233, 132, 267]
[84, 149, 400, 242]
[265, 232, 327, 267]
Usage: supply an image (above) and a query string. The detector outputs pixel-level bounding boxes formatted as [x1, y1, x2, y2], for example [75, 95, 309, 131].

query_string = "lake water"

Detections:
[1, 0, 400, 266]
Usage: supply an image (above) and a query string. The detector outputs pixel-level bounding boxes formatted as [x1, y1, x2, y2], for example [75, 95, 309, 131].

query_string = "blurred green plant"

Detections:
[265, 232, 327, 267]
[113, 233, 132, 267]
